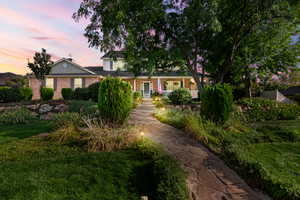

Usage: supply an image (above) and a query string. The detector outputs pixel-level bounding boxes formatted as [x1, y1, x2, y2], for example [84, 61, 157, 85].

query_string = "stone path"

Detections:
[129, 100, 270, 200]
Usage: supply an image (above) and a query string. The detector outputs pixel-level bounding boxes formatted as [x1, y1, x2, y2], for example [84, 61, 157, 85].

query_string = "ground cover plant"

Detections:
[155, 106, 300, 200]
[0, 108, 37, 125]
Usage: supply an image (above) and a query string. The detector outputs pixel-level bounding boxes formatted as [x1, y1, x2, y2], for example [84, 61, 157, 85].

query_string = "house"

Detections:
[29, 51, 204, 100]
[0, 72, 22, 87]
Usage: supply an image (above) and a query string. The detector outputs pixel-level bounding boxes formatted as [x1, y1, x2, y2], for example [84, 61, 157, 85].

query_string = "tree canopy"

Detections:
[74, 0, 300, 89]
[27, 48, 54, 81]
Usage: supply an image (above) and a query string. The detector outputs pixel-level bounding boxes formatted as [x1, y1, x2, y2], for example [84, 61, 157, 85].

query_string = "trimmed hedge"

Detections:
[168, 88, 192, 105]
[238, 98, 300, 122]
[0, 87, 23, 103]
[88, 82, 101, 102]
[98, 77, 132, 124]
[61, 88, 74, 100]
[201, 84, 233, 124]
[40, 88, 54, 101]
[19, 87, 33, 101]
[74, 88, 90, 101]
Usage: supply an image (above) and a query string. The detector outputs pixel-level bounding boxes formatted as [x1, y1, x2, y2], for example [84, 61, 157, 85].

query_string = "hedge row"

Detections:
[0, 87, 33, 103]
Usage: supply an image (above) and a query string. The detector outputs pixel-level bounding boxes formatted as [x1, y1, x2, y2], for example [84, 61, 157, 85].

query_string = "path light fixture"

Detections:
[161, 107, 166, 111]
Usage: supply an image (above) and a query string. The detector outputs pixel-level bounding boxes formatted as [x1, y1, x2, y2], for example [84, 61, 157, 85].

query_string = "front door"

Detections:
[143, 82, 150, 98]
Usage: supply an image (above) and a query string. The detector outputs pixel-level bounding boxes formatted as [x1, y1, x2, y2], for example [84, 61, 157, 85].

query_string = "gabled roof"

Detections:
[101, 51, 125, 59]
[52, 58, 96, 75]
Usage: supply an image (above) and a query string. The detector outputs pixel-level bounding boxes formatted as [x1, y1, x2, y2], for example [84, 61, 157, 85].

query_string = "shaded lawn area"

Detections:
[0, 121, 53, 144]
[0, 137, 152, 200]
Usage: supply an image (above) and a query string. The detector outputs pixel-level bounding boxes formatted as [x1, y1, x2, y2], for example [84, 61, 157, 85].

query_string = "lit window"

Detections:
[74, 78, 82, 88]
[45, 78, 54, 89]
[164, 81, 181, 91]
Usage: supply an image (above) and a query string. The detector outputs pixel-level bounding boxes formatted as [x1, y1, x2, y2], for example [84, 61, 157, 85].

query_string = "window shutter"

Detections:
[82, 78, 86, 88]
[70, 78, 74, 89]
[54, 78, 57, 91]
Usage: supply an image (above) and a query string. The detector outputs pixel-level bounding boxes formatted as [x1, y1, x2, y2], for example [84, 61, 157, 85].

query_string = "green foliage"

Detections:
[19, 87, 33, 101]
[74, 88, 90, 100]
[88, 82, 101, 102]
[151, 91, 162, 98]
[68, 100, 98, 116]
[133, 91, 142, 101]
[40, 87, 54, 101]
[201, 84, 233, 124]
[168, 88, 192, 105]
[0, 108, 37, 125]
[98, 77, 132, 124]
[289, 94, 300, 105]
[51, 112, 83, 129]
[134, 140, 189, 200]
[238, 98, 300, 122]
[0, 121, 53, 144]
[0, 87, 22, 103]
[61, 88, 74, 100]
[27, 48, 54, 80]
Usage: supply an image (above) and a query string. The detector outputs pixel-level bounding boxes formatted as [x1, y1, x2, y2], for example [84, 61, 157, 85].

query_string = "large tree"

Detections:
[27, 48, 54, 81]
[74, 0, 300, 90]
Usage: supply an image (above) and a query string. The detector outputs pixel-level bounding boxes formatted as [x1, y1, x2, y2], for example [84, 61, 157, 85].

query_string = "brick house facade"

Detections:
[29, 51, 203, 100]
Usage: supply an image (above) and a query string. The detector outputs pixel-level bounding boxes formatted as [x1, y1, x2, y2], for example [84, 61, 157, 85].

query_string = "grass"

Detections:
[0, 120, 53, 144]
[155, 108, 300, 200]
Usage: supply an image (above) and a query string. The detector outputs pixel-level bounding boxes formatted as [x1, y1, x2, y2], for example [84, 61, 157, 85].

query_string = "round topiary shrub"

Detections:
[201, 84, 233, 124]
[74, 88, 90, 100]
[40, 87, 54, 101]
[98, 77, 132, 124]
[19, 87, 33, 101]
[61, 88, 74, 100]
[168, 88, 192, 105]
[88, 82, 101, 102]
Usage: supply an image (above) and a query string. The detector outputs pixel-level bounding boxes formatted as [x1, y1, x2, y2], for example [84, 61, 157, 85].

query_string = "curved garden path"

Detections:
[129, 99, 270, 200]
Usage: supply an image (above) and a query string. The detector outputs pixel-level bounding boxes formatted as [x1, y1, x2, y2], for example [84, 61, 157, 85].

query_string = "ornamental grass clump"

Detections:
[201, 84, 233, 124]
[98, 77, 132, 124]
[0, 108, 37, 125]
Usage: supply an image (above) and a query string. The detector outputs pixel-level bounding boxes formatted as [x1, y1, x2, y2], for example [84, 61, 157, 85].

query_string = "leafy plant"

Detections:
[0, 87, 23, 103]
[238, 98, 300, 122]
[61, 88, 74, 100]
[40, 87, 54, 101]
[201, 84, 233, 124]
[51, 112, 83, 129]
[68, 100, 98, 116]
[0, 108, 37, 125]
[74, 88, 90, 101]
[19, 87, 33, 101]
[98, 77, 132, 124]
[168, 88, 192, 105]
[88, 82, 101, 102]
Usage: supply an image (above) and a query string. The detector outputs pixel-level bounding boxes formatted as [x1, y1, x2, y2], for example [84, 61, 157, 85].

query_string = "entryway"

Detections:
[143, 82, 151, 98]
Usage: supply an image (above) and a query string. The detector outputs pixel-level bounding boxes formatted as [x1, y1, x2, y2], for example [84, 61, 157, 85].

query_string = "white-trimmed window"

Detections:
[45, 78, 54, 89]
[74, 78, 83, 88]
[164, 81, 181, 91]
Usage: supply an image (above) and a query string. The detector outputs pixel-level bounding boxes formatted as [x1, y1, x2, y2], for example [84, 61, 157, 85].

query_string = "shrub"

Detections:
[0, 108, 37, 125]
[168, 88, 192, 105]
[238, 98, 300, 122]
[201, 84, 233, 124]
[88, 82, 101, 102]
[68, 100, 98, 116]
[134, 140, 188, 200]
[151, 91, 163, 98]
[40, 87, 54, 101]
[133, 91, 142, 101]
[98, 77, 132, 124]
[19, 87, 33, 101]
[289, 94, 300, 105]
[74, 88, 90, 101]
[0, 87, 23, 103]
[51, 112, 83, 129]
[61, 88, 74, 100]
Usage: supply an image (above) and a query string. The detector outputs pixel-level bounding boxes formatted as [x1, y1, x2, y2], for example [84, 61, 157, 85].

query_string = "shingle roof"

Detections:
[101, 51, 125, 59]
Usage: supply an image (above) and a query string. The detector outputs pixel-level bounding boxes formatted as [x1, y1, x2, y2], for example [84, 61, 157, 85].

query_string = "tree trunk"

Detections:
[186, 62, 203, 99]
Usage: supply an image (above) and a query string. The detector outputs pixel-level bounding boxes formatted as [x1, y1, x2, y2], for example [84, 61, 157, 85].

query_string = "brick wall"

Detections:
[29, 78, 42, 100]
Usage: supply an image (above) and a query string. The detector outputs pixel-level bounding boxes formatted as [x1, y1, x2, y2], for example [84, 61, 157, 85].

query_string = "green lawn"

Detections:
[0, 121, 53, 144]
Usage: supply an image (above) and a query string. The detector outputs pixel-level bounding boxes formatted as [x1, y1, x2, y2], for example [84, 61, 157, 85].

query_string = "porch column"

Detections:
[133, 79, 136, 91]
[157, 78, 161, 93]
[182, 78, 185, 88]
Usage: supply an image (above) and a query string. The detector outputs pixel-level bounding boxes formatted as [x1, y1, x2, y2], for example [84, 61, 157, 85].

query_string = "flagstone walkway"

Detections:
[129, 100, 270, 200]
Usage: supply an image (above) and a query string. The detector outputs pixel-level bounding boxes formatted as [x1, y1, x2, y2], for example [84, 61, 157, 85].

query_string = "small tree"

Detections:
[27, 48, 54, 81]
[168, 88, 192, 105]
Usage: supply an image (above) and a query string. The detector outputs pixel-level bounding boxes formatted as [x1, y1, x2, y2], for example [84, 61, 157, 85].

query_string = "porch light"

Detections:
[190, 78, 195, 84]
[161, 107, 166, 111]
[140, 131, 145, 137]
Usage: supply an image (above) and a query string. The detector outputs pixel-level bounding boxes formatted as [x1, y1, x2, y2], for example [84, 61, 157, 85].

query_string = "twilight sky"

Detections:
[0, 0, 103, 75]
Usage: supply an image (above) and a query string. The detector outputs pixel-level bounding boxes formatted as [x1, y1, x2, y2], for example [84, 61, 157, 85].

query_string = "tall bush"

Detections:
[88, 82, 101, 102]
[168, 88, 192, 105]
[40, 87, 54, 101]
[74, 88, 90, 100]
[201, 84, 233, 124]
[98, 77, 132, 124]
[19, 87, 33, 101]
[0, 87, 22, 103]
[61, 88, 74, 100]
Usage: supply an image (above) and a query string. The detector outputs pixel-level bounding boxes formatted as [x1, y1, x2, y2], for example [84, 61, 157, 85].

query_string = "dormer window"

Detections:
[110, 60, 113, 70]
